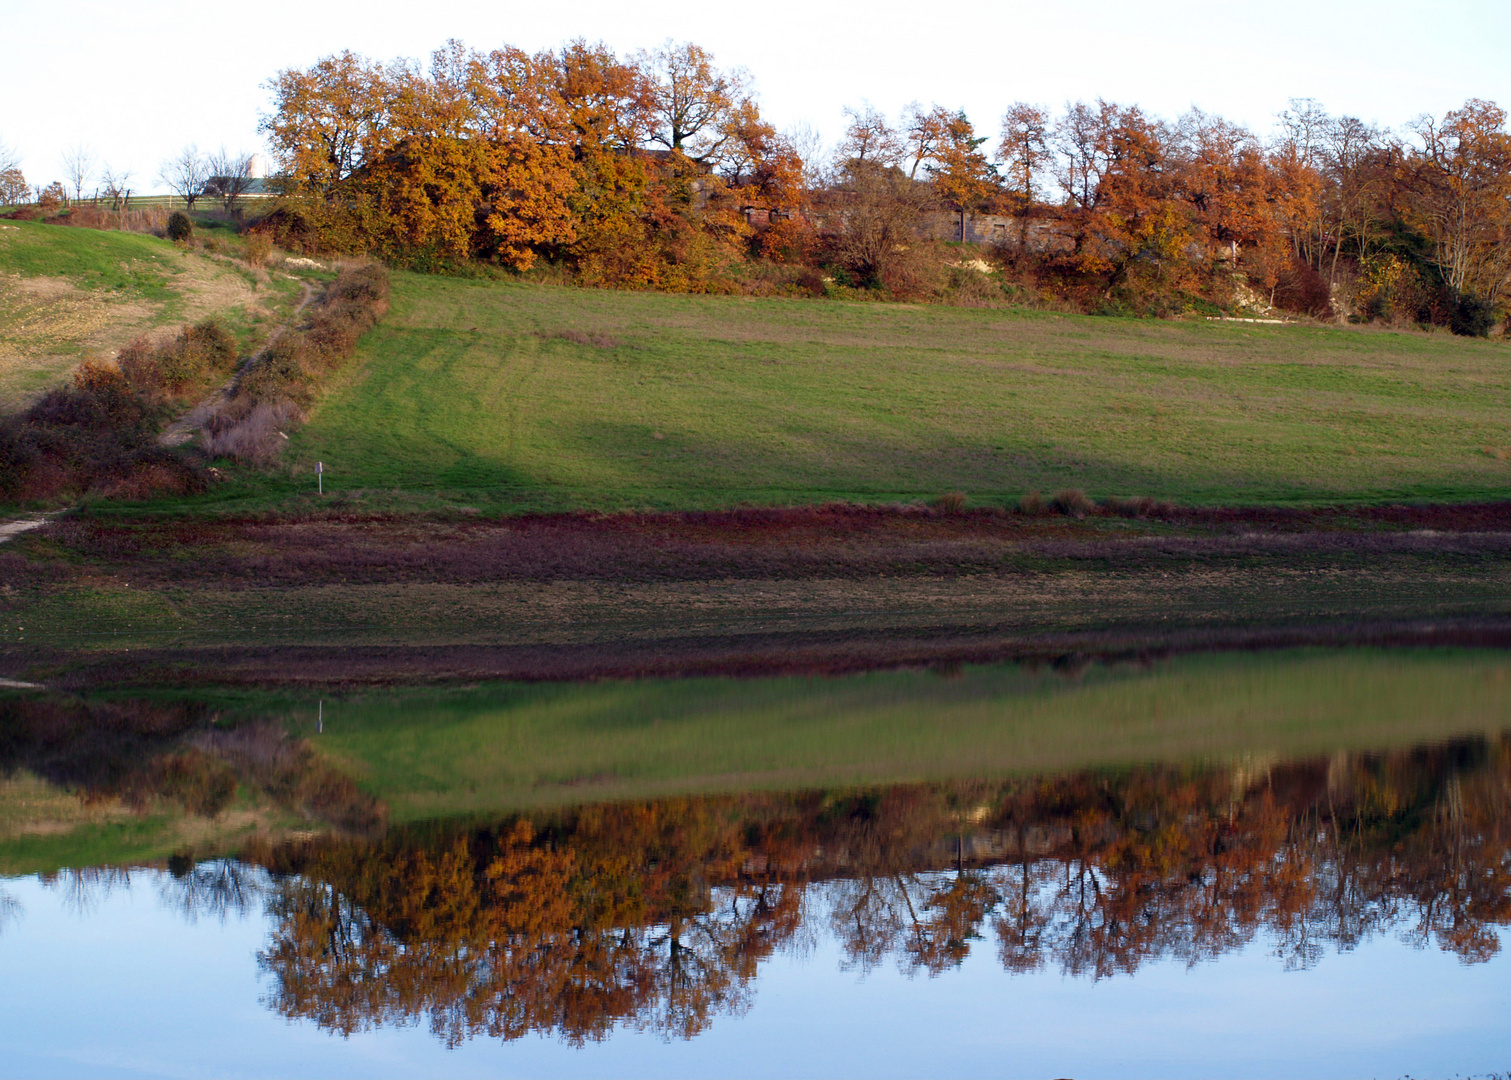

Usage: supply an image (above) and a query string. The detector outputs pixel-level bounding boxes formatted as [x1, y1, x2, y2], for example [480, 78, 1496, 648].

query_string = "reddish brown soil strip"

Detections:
[20, 615, 1511, 691]
[19, 501, 1511, 589]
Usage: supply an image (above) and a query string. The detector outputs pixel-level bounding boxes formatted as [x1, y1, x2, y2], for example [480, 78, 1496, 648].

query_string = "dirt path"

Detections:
[0, 516, 52, 545]
[158, 279, 315, 448]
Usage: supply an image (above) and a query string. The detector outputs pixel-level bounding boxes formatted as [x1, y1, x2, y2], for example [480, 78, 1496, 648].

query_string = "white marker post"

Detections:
[316, 460, 323, 495]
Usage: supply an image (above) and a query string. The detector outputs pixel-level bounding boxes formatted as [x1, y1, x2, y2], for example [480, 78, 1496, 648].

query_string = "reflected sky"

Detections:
[0, 869, 1507, 1079]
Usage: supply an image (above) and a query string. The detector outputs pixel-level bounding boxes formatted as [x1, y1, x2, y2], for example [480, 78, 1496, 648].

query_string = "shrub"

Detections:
[1272, 258, 1333, 318]
[166, 210, 193, 243]
[245, 231, 272, 267]
[0, 317, 240, 503]
[116, 320, 238, 398]
[201, 398, 304, 464]
[1050, 488, 1095, 518]
[931, 491, 967, 513]
[1451, 291, 1496, 338]
[1019, 490, 1047, 515]
[204, 262, 389, 457]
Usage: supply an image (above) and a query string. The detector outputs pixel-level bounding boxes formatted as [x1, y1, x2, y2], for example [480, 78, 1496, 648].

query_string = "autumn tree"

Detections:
[261, 50, 396, 197]
[837, 104, 903, 168]
[1409, 99, 1511, 313]
[902, 103, 951, 179]
[0, 166, 27, 206]
[1048, 101, 1198, 294]
[1174, 109, 1275, 255]
[639, 40, 749, 167]
[923, 110, 997, 241]
[1323, 114, 1394, 279]
[998, 102, 1051, 214]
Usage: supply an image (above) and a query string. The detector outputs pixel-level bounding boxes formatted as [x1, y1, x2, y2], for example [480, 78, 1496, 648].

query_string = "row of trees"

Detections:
[0, 139, 262, 213]
[9, 42, 1510, 327]
[251, 38, 1511, 328]
[830, 96, 1511, 328]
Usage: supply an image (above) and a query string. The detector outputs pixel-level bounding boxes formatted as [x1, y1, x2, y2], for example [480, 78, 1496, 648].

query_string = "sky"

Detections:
[4, 0, 1509, 194]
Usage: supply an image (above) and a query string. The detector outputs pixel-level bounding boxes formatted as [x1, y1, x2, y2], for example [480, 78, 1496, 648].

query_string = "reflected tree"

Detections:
[235, 734, 1511, 1049]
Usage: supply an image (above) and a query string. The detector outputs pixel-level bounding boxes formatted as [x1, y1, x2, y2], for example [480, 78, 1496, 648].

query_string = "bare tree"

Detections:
[783, 122, 830, 194]
[1278, 98, 1330, 170]
[158, 144, 209, 210]
[62, 144, 96, 203]
[100, 163, 134, 210]
[205, 146, 255, 212]
[828, 157, 935, 289]
[0, 135, 19, 174]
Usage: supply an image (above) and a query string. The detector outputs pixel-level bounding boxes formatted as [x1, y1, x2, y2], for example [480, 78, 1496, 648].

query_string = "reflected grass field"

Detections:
[291, 648, 1511, 820]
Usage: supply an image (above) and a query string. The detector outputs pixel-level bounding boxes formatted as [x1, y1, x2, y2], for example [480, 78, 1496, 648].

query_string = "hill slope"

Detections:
[0, 218, 307, 405]
[232, 273, 1511, 510]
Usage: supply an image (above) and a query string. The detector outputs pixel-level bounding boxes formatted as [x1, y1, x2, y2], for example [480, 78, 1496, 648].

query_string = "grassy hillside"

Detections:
[289, 649, 1511, 819]
[0, 218, 310, 405]
[190, 271, 1511, 512]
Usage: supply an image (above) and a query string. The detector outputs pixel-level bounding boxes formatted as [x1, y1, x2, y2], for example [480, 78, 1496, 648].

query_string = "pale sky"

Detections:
[4, 0, 1509, 193]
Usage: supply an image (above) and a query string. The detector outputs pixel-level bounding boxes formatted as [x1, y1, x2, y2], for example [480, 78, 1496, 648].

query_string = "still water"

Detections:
[2, 653, 1510, 1077]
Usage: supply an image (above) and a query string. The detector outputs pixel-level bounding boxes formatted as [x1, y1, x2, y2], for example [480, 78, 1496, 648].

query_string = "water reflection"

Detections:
[231, 736, 1511, 1046]
[5, 684, 1510, 1052]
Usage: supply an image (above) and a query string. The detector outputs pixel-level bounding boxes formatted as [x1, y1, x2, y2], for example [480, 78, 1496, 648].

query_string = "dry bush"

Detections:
[1019, 490, 1047, 515]
[941, 264, 1009, 307]
[1272, 258, 1333, 318]
[203, 262, 389, 461]
[0, 319, 236, 502]
[245, 231, 272, 267]
[1050, 488, 1095, 517]
[145, 748, 237, 817]
[931, 491, 968, 513]
[59, 206, 170, 235]
[115, 337, 161, 392]
[92, 455, 206, 500]
[201, 399, 304, 464]
[237, 336, 313, 403]
[114, 320, 238, 399]
[195, 722, 386, 835]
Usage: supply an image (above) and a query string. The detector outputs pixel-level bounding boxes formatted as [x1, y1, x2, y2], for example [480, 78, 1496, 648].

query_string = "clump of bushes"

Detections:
[1050, 488, 1096, 518]
[201, 262, 389, 463]
[1018, 488, 1174, 519]
[117, 320, 238, 397]
[0, 321, 235, 503]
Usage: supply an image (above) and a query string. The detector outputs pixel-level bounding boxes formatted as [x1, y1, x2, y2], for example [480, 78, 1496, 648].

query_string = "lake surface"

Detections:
[2, 650, 1510, 1077]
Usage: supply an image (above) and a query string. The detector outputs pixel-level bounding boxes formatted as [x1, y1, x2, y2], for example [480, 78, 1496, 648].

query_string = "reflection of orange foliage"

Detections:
[254, 737, 1511, 1046]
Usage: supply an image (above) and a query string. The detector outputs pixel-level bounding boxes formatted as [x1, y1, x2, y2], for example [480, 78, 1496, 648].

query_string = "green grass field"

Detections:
[285, 649, 1511, 820]
[181, 271, 1511, 512]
